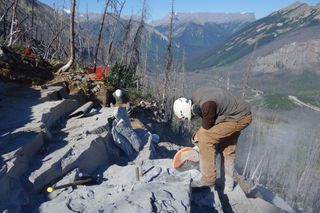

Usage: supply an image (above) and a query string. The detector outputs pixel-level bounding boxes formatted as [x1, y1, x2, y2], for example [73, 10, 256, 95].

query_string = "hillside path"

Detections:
[288, 95, 320, 112]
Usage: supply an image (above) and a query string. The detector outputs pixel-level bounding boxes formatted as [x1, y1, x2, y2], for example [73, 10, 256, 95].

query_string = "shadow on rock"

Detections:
[191, 187, 218, 213]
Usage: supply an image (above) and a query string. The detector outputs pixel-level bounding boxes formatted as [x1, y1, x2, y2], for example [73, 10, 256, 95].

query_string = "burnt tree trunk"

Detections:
[93, 0, 111, 72]
[8, 0, 19, 47]
[162, 0, 174, 122]
[57, 0, 76, 74]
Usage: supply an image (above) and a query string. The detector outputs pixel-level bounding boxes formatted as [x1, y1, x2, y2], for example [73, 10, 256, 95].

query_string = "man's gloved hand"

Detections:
[192, 127, 214, 146]
[191, 132, 199, 146]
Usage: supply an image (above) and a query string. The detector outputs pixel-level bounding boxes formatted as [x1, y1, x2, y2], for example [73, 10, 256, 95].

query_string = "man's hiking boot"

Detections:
[191, 177, 215, 188]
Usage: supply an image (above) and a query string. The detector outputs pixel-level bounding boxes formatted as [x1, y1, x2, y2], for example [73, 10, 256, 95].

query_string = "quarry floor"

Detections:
[0, 81, 284, 213]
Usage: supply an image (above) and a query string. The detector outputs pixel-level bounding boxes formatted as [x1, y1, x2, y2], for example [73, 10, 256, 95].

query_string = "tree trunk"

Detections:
[57, 0, 76, 74]
[8, 0, 19, 47]
[29, 0, 34, 47]
[44, 25, 67, 60]
[242, 129, 254, 177]
[181, 48, 186, 94]
[3, 12, 6, 40]
[93, 0, 111, 73]
[85, 4, 91, 65]
[162, 0, 174, 121]
[121, 16, 132, 65]
[1, 2, 15, 40]
[76, 2, 83, 60]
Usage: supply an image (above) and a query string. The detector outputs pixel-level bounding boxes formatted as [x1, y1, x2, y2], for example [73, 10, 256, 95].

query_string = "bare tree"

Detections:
[57, 0, 76, 74]
[121, 16, 133, 65]
[85, 3, 91, 65]
[0, 1, 15, 30]
[162, 0, 175, 120]
[242, 127, 254, 177]
[181, 48, 186, 95]
[0, 1, 12, 22]
[27, 0, 35, 47]
[76, 2, 81, 54]
[7, 0, 19, 47]
[44, 24, 68, 60]
[105, 0, 125, 65]
[140, 39, 149, 88]
[93, 0, 111, 72]
[1, 1, 15, 41]
[127, 0, 147, 79]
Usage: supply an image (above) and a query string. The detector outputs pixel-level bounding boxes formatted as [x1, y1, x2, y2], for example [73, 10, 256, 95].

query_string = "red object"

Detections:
[88, 66, 110, 81]
[23, 48, 37, 59]
[172, 147, 199, 169]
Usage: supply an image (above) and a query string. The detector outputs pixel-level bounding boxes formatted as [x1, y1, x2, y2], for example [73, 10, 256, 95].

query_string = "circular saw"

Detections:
[172, 147, 200, 172]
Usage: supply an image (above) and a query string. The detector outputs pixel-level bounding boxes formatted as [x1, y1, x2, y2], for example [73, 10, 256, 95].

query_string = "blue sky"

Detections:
[40, 0, 320, 21]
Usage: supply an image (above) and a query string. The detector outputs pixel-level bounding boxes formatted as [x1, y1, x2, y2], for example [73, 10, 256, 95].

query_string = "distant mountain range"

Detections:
[151, 12, 255, 58]
[151, 12, 255, 25]
[79, 11, 255, 67]
[190, 1, 320, 74]
[76, 11, 256, 70]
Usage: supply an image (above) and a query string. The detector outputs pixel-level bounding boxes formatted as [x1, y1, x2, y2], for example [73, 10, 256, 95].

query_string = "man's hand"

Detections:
[191, 132, 199, 146]
[193, 126, 214, 145]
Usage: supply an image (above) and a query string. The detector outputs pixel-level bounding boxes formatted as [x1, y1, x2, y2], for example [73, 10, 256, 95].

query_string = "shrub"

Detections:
[105, 61, 137, 88]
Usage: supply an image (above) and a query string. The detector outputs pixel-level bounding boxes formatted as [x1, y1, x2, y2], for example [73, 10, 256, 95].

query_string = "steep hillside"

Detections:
[152, 12, 255, 58]
[0, 0, 69, 55]
[80, 17, 169, 71]
[250, 25, 320, 75]
[1, 0, 169, 68]
[192, 2, 320, 70]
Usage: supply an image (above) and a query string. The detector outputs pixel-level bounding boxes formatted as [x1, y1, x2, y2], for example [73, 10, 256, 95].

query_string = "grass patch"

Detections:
[127, 88, 154, 105]
[263, 93, 296, 110]
[290, 71, 320, 92]
[295, 91, 320, 107]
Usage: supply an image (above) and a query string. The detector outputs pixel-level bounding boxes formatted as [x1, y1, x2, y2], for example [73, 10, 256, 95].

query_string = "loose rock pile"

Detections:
[67, 72, 104, 96]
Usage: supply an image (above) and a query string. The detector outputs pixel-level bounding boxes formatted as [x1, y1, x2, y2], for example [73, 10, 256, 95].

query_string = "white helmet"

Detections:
[173, 97, 192, 121]
[114, 89, 122, 98]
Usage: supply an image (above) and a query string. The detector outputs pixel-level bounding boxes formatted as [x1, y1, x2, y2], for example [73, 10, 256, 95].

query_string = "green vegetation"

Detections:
[290, 71, 320, 92]
[262, 93, 296, 110]
[127, 88, 154, 105]
[105, 62, 136, 88]
[295, 91, 320, 107]
[249, 71, 320, 109]
[11, 43, 25, 54]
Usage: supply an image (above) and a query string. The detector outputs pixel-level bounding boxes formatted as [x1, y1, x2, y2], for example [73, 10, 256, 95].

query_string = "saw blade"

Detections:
[173, 147, 200, 169]
[176, 160, 199, 172]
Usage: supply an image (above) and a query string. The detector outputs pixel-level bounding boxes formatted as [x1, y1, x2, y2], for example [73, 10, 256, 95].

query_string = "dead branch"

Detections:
[0, 2, 14, 23]
[44, 24, 68, 60]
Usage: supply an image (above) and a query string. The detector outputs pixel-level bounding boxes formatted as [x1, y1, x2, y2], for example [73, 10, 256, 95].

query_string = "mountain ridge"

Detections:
[152, 12, 255, 59]
[151, 12, 255, 26]
[190, 1, 320, 70]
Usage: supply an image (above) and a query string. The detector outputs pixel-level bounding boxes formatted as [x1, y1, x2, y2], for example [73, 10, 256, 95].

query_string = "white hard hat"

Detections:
[114, 89, 122, 98]
[173, 97, 192, 121]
